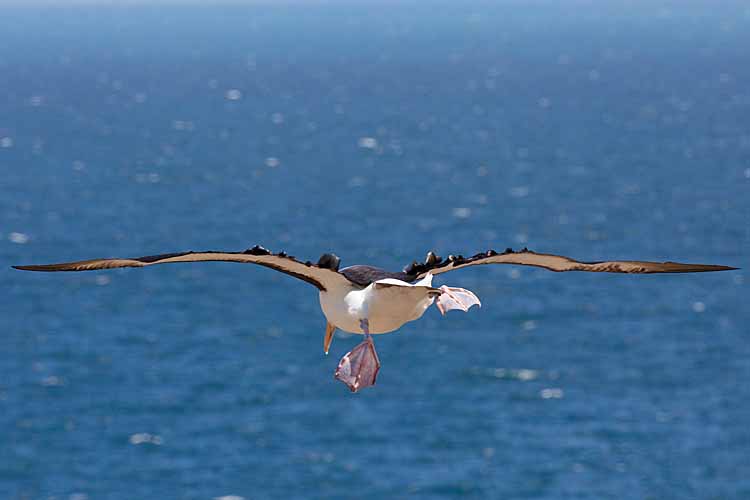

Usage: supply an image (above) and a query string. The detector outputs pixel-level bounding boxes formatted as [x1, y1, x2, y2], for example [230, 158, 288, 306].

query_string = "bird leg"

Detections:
[435, 285, 481, 316]
[335, 318, 380, 392]
[323, 321, 336, 355]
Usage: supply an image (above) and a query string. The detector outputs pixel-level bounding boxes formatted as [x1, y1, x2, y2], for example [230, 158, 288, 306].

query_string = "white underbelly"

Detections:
[319, 282, 437, 334]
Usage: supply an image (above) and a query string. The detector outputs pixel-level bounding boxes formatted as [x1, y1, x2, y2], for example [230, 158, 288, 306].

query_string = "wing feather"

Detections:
[13, 246, 351, 291]
[410, 248, 737, 279]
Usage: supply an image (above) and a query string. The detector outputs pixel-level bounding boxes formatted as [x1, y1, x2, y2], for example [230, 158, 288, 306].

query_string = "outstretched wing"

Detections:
[13, 245, 351, 292]
[408, 248, 737, 280]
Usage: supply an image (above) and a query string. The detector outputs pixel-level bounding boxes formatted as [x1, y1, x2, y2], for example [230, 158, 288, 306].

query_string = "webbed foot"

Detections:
[335, 319, 380, 392]
[435, 285, 481, 315]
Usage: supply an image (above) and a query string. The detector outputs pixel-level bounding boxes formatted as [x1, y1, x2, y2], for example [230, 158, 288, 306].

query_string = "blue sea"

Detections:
[1, 2, 748, 499]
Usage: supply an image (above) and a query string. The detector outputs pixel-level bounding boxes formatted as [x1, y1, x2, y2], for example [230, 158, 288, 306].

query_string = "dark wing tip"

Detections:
[717, 265, 740, 271]
[12, 261, 106, 272]
[670, 262, 739, 272]
[13, 264, 53, 271]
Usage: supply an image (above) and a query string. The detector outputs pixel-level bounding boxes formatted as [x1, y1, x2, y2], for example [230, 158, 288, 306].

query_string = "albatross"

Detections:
[13, 246, 737, 392]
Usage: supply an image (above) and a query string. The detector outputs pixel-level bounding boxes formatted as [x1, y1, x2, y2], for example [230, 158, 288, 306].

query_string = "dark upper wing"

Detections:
[407, 248, 738, 280]
[13, 245, 352, 291]
[339, 265, 411, 287]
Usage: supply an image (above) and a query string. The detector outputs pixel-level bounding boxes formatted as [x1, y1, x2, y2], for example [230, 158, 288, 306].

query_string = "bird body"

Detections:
[13, 245, 737, 392]
[318, 271, 443, 335]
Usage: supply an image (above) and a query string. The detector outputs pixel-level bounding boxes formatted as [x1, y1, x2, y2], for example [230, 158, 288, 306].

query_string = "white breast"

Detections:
[318, 275, 438, 334]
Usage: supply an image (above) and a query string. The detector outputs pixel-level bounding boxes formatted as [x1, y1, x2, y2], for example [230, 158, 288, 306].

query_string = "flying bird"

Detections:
[13, 246, 737, 392]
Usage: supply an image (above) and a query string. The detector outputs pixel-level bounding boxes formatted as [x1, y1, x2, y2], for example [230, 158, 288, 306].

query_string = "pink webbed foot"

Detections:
[335, 336, 381, 392]
[435, 285, 481, 316]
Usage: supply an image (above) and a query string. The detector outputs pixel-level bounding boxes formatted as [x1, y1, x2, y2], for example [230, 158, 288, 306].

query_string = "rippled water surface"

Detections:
[2, 3, 749, 499]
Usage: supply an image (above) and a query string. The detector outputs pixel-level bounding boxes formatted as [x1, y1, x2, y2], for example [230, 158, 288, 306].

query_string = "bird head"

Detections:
[317, 253, 341, 271]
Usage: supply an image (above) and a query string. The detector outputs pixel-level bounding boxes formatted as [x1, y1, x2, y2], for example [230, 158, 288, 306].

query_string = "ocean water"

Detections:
[1, 3, 749, 499]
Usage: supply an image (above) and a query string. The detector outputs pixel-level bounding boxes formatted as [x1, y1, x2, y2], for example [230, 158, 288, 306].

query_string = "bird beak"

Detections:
[324, 322, 336, 355]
